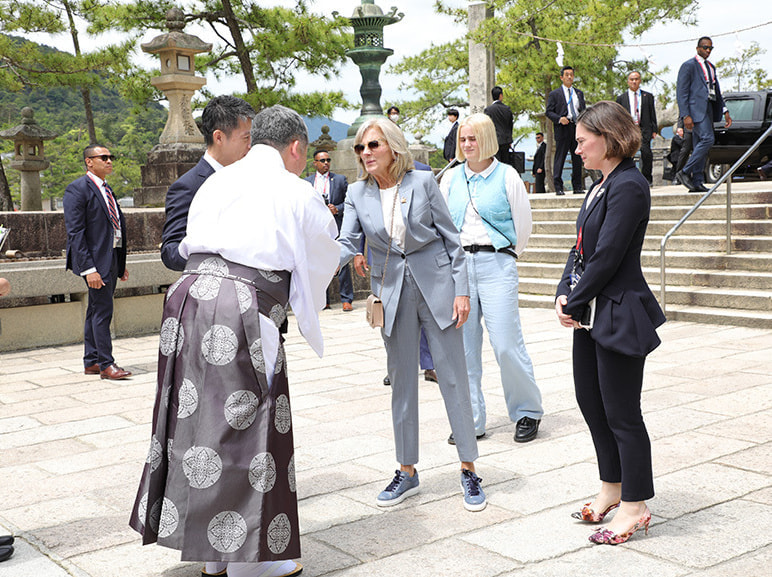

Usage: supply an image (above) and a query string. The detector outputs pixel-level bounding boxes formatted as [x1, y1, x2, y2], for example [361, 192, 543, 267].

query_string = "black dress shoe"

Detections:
[573, 189, 586, 195]
[448, 431, 486, 445]
[514, 417, 540, 443]
[693, 183, 709, 192]
[556, 189, 565, 196]
[676, 170, 694, 190]
[0, 545, 14, 563]
[0, 536, 13, 547]
[383, 376, 390, 386]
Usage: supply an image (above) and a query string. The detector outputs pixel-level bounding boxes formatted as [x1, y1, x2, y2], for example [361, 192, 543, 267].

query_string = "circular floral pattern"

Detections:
[274, 394, 291, 434]
[274, 343, 286, 375]
[259, 270, 283, 284]
[224, 389, 259, 430]
[137, 492, 148, 527]
[149, 497, 179, 538]
[165, 275, 187, 301]
[159, 317, 183, 357]
[267, 513, 292, 554]
[249, 338, 265, 374]
[201, 325, 238, 365]
[146, 435, 163, 473]
[248, 452, 277, 493]
[167, 438, 174, 462]
[182, 446, 223, 489]
[235, 282, 252, 314]
[208, 511, 248, 553]
[288, 454, 296, 493]
[269, 304, 287, 328]
[177, 378, 199, 418]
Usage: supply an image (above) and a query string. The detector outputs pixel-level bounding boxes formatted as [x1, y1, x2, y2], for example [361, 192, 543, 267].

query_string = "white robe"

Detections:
[180, 144, 339, 370]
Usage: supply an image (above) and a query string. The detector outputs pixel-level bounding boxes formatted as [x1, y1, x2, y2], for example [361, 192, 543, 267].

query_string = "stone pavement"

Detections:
[1, 306, 770, 577]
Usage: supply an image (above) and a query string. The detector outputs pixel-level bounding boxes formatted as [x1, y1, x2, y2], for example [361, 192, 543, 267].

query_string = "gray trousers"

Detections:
[382, 269, 479, 465]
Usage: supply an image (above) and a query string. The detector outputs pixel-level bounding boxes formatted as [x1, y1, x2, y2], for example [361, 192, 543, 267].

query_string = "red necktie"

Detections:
[104, 183, 121, 231]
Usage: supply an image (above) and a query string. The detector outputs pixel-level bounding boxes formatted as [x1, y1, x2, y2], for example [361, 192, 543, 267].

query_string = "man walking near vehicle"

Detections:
[617, 71, 658, 184]
[676, 36, 732, 193]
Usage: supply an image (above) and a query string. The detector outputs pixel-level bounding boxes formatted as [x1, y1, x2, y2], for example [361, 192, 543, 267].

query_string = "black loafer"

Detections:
[0, 545, 14, 563]
[383, 376, 390, 386]
[448, 431, 486, 445]
[0, 536, 13, 547]
[514, 417, 540, 443]
[676, 170, 694, 190]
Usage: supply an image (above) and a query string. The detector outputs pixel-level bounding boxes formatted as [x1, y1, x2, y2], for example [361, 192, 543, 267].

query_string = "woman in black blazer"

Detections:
[555, 101, 666, 545]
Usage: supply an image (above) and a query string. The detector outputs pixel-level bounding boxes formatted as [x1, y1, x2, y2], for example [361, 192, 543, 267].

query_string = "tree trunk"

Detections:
[0, 160, 13, 211]
[221, 0, 258, 93]
[64, 0, 97, 143]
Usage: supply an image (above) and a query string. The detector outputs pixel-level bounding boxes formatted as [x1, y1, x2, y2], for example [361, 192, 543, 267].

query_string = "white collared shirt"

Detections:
[313, 171, 330, 199]
[627, 89, 641, 123]
[562, 85, 577, 119]
[203, 151, 224, 172]
[81, 171, 122, 277]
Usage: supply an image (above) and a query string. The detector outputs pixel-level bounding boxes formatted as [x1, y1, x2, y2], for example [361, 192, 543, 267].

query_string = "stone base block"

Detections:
[135, 143, 205, 207]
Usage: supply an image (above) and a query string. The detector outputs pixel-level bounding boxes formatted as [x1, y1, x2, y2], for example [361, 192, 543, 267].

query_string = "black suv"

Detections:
[708, 88, 772, 180]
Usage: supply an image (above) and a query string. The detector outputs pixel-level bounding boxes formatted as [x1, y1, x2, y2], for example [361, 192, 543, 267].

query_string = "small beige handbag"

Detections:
[365, 180, 401, 329]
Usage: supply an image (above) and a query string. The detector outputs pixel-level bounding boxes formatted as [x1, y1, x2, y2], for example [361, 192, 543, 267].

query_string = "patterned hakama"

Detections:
[130, 254, 299, 562]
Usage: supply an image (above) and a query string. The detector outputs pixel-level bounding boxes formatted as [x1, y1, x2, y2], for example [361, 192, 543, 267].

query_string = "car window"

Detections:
[725, 98, 755, 121]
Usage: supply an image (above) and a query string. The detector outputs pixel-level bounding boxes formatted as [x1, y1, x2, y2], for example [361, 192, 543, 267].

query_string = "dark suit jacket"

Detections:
[305, 171, 349, 231]
[616, 90, 658, 138]
[546, 86, 586, 136]
[556, 158, 665, 357]
[484, 100, 514, 146]
[64, 174, 127, 279]
[443, 121, 458, 162]
[532, 141, 546, 175]
[161, 157, 215, 271]
[677, 57, 725, 124]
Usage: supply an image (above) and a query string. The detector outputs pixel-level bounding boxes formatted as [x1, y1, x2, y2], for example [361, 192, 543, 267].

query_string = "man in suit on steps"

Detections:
[617, 71, 658, 184]
[546, 66, 586, 195]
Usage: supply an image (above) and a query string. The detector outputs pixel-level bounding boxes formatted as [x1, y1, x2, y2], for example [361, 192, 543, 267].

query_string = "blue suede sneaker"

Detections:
[460, 469, 486, 511]
[376, 469, 420, 507]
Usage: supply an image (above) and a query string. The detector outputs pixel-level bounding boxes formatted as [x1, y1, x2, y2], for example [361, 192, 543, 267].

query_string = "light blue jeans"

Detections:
[464, 251, 543, 434]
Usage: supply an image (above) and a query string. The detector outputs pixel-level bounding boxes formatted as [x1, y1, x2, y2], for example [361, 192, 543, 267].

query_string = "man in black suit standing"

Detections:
[484, 86, 514, 166]
[532, 132, 546, 193]
[443, 108, 459, 163]
[546, 65, 586, 194]
[64, 145, 131, 380]
[305, 150, 353, 310]
[161, 95, 255, 271]
[616, 71, 658, 184]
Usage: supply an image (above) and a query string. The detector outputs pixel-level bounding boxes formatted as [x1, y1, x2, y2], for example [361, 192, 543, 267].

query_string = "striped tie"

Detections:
[104, 183, 121, 231]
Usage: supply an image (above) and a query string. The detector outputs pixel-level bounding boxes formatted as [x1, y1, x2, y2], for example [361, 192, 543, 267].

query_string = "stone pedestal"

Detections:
[134, 143, 205, 207]
[331, 137, 361, 187]
[468, 2, 494, 114]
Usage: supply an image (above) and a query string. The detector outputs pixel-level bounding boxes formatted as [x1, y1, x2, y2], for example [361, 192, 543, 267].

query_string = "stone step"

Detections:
[527, 189, 772, 209]
[529, 233, 772, 253]
[531, 203, 772, 222]
[664, 304, 772, 329]
[533, 220, 772, 236]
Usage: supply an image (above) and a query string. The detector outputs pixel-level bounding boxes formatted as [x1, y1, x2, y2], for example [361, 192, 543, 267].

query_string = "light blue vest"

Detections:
[448, 163, 517, 249]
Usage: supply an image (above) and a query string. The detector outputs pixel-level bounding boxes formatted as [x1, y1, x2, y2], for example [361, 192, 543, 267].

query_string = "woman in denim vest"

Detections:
[440, 113, 544, 445]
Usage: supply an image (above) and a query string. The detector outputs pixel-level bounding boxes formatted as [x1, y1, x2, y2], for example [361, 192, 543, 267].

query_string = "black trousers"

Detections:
[573, 329, 654, 502]
[553, 123, 583, 192]
[639, 129, 653, 183]
[533, 171, 546, 193]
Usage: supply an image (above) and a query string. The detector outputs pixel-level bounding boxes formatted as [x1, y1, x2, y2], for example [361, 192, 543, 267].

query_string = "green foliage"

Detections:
[715, 42, 772, 92]
[92, 0, 355, 116]
[392, 0, 695, 135]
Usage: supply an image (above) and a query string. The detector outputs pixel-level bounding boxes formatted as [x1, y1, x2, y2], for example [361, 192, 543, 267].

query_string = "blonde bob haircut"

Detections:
[354, 118, 415, 183]
[455, 113, 499, 162]
[576, 101, 641, 160]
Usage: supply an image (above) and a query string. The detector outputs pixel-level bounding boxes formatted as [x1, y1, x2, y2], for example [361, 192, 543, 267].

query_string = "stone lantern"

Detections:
[141, 7, 212, 145]
[336, 0, 403, 137]
[135, 6, 213, 207]
[0, 107, 57, 211]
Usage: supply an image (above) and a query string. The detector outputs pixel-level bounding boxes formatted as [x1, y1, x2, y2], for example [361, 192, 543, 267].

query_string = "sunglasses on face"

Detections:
[699, 45, 713, 51]
[88, 154, 116, 162]
[353, 140, 384, 155]
[316, 158, 331, 163]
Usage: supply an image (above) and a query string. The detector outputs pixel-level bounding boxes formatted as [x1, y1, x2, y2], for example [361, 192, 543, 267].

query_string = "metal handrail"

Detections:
[659, 122, 772, 312]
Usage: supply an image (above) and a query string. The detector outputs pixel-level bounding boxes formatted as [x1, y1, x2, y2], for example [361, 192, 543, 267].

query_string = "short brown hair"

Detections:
[576, 101, 641, 160]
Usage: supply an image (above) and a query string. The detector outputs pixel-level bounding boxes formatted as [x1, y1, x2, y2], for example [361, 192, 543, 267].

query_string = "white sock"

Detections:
[227, 560, 298, 577]
[204, 562, 228, 575]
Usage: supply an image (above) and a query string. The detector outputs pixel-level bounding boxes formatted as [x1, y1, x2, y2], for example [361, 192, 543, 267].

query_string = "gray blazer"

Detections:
[339, 170, 468, 337]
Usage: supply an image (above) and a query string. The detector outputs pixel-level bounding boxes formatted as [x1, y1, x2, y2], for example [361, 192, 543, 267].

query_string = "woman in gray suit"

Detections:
[338, 118, 486, 512]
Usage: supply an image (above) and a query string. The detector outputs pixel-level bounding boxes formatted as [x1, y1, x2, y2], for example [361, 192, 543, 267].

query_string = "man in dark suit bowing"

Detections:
[546, 65, 586, 194]
[676, 36, 732, 192]
[161, 95, 255, 271]
[64, 145, 131, 380]
[617, 71, 658, 184]
[306, 149, 353, 310]
[484, 86, 514, 166]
